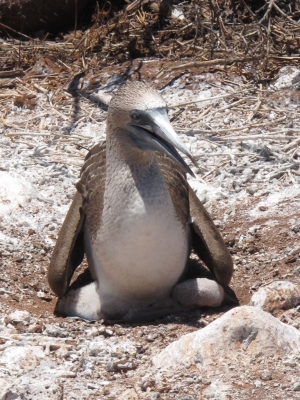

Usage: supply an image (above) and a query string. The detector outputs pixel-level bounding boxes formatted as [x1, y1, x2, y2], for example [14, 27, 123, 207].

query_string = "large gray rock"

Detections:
[153, 306, 300, 373]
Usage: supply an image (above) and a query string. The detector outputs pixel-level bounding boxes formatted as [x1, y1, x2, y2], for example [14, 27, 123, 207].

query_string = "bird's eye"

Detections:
[131, 113, 140, 121]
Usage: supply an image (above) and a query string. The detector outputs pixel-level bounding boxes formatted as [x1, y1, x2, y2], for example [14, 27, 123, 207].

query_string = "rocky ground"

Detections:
[0, 60, 300, 399]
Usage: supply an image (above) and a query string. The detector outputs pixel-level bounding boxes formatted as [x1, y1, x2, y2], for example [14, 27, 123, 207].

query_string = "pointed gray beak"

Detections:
[128, 108, 198, 176]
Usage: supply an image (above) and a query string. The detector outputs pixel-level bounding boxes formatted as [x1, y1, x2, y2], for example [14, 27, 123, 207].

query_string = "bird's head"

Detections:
[107, 81, 197, 175]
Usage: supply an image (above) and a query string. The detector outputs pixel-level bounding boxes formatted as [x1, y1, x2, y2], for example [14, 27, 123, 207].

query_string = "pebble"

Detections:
[85, 326, 99, 337]
[107, 359, 137, 372]
[247, 185, 259, 195]
[4, 310, 31, 325]
[260, 370, 272, 381]
[151, 393, 161, 400]
[294, 382, 300, 391]
[146, 333, 158, 342]
[44, 325, 68, 338]
[213, 219, 222, 227]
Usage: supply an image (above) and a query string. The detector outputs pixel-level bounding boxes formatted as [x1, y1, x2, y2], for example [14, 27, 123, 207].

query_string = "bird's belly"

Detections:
[85, 211, 189, 305]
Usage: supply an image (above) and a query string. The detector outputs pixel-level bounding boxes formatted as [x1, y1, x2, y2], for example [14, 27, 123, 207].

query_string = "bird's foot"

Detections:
[55, 282, 103, 321]
[172, 277, 225, 308]
[55, 278, 235, 322]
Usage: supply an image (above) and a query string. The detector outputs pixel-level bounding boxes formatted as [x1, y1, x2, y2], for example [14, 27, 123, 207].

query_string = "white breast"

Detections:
[85, 167, 189, 311]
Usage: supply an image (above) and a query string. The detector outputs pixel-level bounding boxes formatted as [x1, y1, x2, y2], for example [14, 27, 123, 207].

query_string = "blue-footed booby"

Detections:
[48, 81, 233, 321]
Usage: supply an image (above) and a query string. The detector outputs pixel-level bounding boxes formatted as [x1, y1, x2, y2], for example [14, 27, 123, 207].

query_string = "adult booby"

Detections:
[48, 81, 233, 321]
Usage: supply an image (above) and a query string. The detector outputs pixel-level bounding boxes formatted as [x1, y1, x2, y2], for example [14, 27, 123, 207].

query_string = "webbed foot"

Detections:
[55, 282, 103, 321]
[172, 277, 225, 308]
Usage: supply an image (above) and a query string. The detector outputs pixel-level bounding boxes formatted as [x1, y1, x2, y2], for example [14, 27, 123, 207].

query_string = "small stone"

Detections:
[5, 310, 31, 325]
[150, 393, 161, 400]
[229, 167, 238, 174]
[28, 323, 43, 333]
[87, 383, 100, 390]
[146, 333, 158, 342]
[293, 382, 300, 391]
[119, 388, 139, 400]
[247, 185, 259, 195]
[44, 325, 68, 338]
[36, 291, 52, 301]
[98, 326, 106, 335]
[213, 219, 222, 227]
[260, 370, 272, 381]
[115, 328, 126, 336]
[291, 225, 300, 233]
[140, 376, 156, 391]
[198, 318, 208, 328]
[259, 206, 268, 211]
[86, 327, 99, 337]
[83, 369, 93, 377]
[107, 359, 137, 372]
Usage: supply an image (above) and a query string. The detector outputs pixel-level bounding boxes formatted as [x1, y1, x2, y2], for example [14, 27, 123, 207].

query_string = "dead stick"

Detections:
[170, 56, 254, 71]
[0, 22, 32, 40]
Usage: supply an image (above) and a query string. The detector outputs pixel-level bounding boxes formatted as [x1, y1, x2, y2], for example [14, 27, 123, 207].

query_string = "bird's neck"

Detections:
[106, 132, 155, 179]
[104, 133, 170, 212]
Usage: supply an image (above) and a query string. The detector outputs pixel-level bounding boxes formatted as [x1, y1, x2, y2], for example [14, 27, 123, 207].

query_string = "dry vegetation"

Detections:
[0, 0, 299, 140]
[1, 0, 300, 75]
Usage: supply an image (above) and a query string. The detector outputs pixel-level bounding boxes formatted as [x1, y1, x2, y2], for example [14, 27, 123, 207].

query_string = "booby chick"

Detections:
[48, 81, 233, 321]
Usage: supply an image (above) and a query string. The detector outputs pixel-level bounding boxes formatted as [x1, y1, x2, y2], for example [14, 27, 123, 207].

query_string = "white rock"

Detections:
[119, 388, 139, 400]
[1, 377, 63, 400]
[85, 326, 99, 337]
[249, 281, 300, 312]
[0, 345, 44, 371]
[153, 306, 300, 373]
[88, 337, 109, 357]
[273, 66, 300, 90]
[202, 381, 231, 400]
[6, 310, 31, 324]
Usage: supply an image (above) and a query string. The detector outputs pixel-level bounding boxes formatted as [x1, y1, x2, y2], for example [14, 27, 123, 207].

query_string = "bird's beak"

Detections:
[128, 108, 198, 176]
